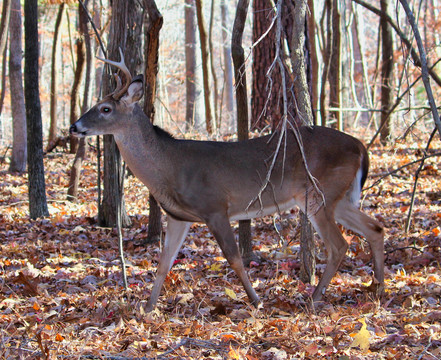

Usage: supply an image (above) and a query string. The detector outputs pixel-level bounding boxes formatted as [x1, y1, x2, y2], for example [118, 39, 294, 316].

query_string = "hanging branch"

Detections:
[398, 0, 441, 139]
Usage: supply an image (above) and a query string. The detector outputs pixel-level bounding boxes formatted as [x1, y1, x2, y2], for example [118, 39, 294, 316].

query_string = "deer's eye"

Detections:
[101, 106, 112, 114]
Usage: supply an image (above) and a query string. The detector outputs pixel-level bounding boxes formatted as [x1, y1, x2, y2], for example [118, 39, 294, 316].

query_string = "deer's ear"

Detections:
[122, 77, 144, 105]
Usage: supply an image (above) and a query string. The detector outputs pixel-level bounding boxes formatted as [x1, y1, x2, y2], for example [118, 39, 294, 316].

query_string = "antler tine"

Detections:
[97, 48, 132, 99]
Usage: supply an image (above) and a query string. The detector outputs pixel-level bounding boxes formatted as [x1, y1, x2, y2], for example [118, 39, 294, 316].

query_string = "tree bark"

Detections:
[24, 0, 49, 219]
[47, 3, 65, 151]
[144, 0, 163, 243]
[99, 0, 143, 228]
[185, 0, 198, 129]
[251, 0, 282, 131]
[67, 0, 93, 201]
[307, 0, 318, 121]
[0, 0, 11, 126]
[286, 0, 316, 284]
[0, 0, 11, 58]
[380, 0, 394, 144]
[328, 0, 342, 130]
[8, 0, 27, 173]
[208, 0, 219, 129]
[69, 39, 85, 154]
[67, 1, 92, 201]
[195, 0, 214, 134]
[232, 0, 257, 265]
[220, 0, 234, 126]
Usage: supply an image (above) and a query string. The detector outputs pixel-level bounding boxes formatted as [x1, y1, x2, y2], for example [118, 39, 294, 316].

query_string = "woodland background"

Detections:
[0, 0, 440, 359]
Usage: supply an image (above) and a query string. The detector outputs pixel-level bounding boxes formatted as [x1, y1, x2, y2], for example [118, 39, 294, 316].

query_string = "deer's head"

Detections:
[70, 49, 144, 138]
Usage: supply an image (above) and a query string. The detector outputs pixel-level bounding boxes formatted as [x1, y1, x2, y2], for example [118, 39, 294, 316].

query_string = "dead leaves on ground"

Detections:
[0, 138, 440, 359]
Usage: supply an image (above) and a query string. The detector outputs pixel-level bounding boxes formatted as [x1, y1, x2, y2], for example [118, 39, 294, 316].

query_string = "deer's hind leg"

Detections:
[335, 199, 385, 293]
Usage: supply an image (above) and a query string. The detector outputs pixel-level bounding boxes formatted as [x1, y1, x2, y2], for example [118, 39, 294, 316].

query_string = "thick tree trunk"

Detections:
[8, 0, 27, 173]
[99, 0, 143, 228]
[286, 0, 316, 284]
[47, 3, 64, 151]
[144, 0, 163, 243]
[24, 0, 49, 219]
[195, 0, 214, 134]
[185, 0, 198, 129]
[251, 0, 282, 131]
[380, 0, 394, 144]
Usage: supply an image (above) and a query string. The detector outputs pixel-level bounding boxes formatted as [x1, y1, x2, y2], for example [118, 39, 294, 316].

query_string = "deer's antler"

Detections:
[97, 48, 132, 100]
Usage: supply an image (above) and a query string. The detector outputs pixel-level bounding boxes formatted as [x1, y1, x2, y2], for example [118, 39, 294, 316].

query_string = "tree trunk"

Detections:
[220, 0, 234, 126]
[208, 0, 219, 129]
[0, 0, 11, 126]
[69, 39, 85, 154]
[232, 0, 257, 265]
[47, 3, 64, 151]
[0, 39, 7, 142]
[307, 0, 318, 122]
[287, 0, 316, 284]
[251, 0, 282, 131]
[319, 0, 331, 126]
[329, 0, 342, 130]
[0, 0, 11, 58]
[185, 0, 198, 129]
[380, 0, 394, 144]
[24, 0, 49, 219]
[8, 0, 27, 173]
[195, 0, 214, 134]
[99, 0, 143, 228]
[67, 0, 93, 201]
[144, 0, 163, 243]
[67, 138, 87, 201]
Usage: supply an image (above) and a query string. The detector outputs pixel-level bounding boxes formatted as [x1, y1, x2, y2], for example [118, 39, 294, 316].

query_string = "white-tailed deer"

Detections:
[70, 51, 384, 311]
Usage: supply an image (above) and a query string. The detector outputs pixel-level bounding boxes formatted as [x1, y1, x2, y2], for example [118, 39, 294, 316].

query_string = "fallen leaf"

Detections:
[350, 318, 370, 352]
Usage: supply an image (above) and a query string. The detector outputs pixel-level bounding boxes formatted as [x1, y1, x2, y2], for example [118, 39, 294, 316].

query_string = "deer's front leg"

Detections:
[206, 213, 260, 307]
[145, 216, 191, 312]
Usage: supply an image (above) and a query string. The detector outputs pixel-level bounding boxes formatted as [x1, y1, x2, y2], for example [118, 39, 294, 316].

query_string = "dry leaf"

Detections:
[350, 318, 370, 352]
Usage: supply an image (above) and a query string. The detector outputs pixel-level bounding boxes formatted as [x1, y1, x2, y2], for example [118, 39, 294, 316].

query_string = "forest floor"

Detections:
[0, 132, 440, 359]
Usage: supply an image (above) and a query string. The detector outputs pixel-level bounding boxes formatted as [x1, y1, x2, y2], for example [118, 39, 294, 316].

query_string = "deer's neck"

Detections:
[113, 106, 171, 196]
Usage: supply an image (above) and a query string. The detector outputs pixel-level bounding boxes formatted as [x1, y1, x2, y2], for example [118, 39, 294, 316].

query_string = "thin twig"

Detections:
[364, 150, 441, 191]
[405, 128, 437, 232]
[398, 0, 441, 139]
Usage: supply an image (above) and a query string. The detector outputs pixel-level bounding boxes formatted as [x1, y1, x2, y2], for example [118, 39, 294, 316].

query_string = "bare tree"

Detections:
[24, 0, 49, 219]
[251, 0, 282, 131]
[289, 0, 316, 284]
[8, 0, 27, 173]
[379, 0, 394, 144]
[220, 0, 234, 126]
[99, 0, 143, 228]
[195, 0, 214, 134]
[0, 0, 11, 127]
[47, 3, 65, 151]
[68, 0, 91, 201]
[185, 0, 198, 130]
[144, 0, 163, 243]
[232, 0, 257, 264]
[0, 0, 11, 62]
